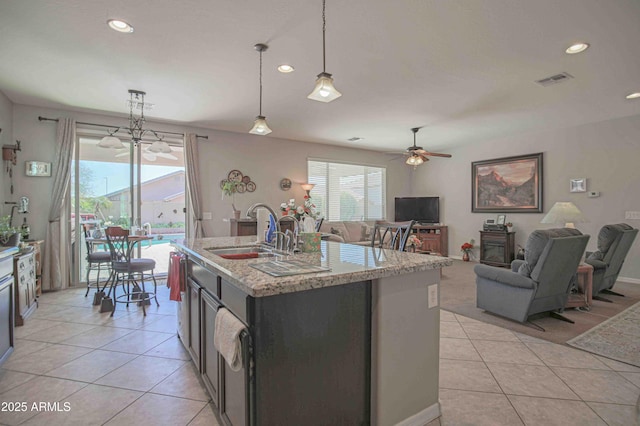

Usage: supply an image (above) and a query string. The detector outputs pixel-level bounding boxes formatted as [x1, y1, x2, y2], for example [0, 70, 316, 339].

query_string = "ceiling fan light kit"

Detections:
[147, 140, 172, 153]
[403, 127, 452, 168]
[308, 0, 341, 103]
[249, 43, 272, 135]
[97, 135, 125, 149]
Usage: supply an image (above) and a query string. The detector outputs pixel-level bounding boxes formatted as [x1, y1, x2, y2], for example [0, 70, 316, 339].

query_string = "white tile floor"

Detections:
[0, 286, 638, 425]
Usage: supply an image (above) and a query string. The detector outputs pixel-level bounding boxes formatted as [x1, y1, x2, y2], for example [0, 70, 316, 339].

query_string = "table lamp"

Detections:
[540, 202, 588, 228]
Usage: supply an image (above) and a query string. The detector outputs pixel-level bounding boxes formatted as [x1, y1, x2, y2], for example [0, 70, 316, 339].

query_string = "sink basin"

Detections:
[206, 246, 275, 259]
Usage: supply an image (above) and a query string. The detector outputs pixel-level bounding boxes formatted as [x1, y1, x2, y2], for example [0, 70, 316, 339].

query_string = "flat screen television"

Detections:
[394, 197, 440, 224]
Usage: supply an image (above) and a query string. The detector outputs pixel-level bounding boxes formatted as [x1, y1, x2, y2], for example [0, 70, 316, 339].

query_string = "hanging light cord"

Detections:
[322, 0, 326, 73]
[259, 48, 263, 116]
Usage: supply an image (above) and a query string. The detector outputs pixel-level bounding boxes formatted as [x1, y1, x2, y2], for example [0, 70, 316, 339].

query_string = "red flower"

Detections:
[461, 242, 473, 251]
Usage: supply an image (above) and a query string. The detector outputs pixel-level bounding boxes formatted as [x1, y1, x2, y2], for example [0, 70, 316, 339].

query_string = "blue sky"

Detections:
[80, 160, 182, 196]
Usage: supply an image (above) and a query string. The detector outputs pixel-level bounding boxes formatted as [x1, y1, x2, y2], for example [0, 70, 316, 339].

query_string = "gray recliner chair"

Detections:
[474, 228, 589, 329]
[585, 223, 638, 302]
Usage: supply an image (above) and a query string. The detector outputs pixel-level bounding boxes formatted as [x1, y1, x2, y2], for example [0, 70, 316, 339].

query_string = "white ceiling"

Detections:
[1, 0, 639, 152]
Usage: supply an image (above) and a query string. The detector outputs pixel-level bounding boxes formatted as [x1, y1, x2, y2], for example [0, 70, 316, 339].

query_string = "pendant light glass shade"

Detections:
[98, 135, 124, 149]
[307, 72, 342, 102]
[406, 154, 424, 166]
[249, 115, 272, 135]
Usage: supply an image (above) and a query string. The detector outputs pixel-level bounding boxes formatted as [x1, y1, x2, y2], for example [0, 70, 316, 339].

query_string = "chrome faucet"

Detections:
[246, 203, 281, 243]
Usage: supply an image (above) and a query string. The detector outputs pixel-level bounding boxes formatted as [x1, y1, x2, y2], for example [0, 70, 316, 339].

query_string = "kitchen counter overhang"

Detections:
[174, 236, 452, 298]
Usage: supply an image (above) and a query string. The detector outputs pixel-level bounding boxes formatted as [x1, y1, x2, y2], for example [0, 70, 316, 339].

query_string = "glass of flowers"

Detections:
[280, 196, 322, 221]
[460, 239, 474, 261]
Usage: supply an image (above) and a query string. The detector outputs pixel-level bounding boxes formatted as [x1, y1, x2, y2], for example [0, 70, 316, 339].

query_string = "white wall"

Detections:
[412, 114, 640, 280]
[0, 91, 12, 211]
[10, 104, 410, 241]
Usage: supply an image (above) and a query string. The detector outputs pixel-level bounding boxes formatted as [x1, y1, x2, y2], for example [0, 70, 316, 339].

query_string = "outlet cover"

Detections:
[428, 284, 438, 308]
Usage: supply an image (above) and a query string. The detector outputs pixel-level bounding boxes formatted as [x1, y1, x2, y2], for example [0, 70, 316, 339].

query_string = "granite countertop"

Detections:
[175, 236, 452, 297]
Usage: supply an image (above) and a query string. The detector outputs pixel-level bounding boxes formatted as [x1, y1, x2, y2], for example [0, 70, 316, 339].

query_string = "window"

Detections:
[308, 159, 386, 221]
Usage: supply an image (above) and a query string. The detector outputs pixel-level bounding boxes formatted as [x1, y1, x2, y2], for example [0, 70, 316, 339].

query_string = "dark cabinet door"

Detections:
[200, 290, 220, 408]
[187, 278, 201, 369]
[221, 331, 250, 426]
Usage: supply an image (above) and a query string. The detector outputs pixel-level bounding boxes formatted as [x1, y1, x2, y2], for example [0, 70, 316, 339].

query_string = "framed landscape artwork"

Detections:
[471, 153, 543, 213]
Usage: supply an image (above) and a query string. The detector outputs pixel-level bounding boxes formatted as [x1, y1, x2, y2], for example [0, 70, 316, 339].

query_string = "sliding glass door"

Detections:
[71, 133, 185, 286]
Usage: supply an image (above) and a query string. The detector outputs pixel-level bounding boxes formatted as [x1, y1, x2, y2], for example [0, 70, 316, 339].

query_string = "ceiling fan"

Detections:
[402, 127, 452, 166]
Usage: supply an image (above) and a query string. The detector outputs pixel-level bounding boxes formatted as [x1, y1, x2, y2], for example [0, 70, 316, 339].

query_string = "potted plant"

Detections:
[222, 181, 241, 219]
[0, 215, 20, 247]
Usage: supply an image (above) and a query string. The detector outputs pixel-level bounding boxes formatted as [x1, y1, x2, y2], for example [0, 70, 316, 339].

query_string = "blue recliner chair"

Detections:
[585, 223, 638, 302]
[474, 228, 589, 329]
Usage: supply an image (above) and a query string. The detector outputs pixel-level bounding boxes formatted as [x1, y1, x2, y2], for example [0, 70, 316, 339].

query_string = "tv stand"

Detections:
[412, 225, 448, 257]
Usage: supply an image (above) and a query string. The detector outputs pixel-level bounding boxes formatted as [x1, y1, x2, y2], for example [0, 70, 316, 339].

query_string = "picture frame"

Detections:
[25, 161, 51, 177]
[497, 214, 506, 225]
[569, 178, 586, 193]
[471, 153, 543, 213]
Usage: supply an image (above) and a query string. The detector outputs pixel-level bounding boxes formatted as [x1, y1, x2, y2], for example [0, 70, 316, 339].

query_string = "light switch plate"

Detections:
[625, 211, 640, 220]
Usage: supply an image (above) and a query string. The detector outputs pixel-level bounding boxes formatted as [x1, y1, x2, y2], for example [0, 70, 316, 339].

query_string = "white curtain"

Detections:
[43, 118, 75, 291]
[185, 133, 205, 238]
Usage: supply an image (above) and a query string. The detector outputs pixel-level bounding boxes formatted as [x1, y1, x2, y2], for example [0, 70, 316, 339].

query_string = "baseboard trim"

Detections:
[395, 402, 441, 426]
[449, 255, 478, 262]
[618, 276, 640, 285]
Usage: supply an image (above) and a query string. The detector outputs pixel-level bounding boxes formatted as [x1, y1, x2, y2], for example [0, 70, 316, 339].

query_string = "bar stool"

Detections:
[83, 225, 112, 302]
[104, 226, 159, 316]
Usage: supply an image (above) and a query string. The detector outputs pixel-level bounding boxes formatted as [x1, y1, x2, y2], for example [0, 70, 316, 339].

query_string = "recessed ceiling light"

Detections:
[107, 19, 134, 33]
[565, 42, 589, 54]
[625, 92, 640, 99]
[277, 64, 295, 73]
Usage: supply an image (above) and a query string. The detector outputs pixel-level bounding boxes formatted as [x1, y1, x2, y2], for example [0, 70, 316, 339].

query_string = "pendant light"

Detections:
[249, 43, 272, 135]
[308, 0, 342, 102]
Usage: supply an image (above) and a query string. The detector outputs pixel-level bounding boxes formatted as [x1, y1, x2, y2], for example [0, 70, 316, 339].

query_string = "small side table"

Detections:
[566, 263, 593, 310]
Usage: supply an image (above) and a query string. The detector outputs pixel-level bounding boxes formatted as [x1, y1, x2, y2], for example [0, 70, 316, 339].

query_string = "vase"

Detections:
[462, 251, 470, 262]
[233, 210, 241, 220]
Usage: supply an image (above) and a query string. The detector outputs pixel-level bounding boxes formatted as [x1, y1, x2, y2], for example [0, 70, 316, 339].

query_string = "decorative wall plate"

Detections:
[280, 178, 292, 191]
[236, 182, 247, 193]
[246, 181, 256, 192]
[228, 169, 243, 182]
[242, 175, 251, 184]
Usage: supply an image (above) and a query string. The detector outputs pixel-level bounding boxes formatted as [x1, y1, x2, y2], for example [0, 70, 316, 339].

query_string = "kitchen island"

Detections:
[174, 236, 451, 426]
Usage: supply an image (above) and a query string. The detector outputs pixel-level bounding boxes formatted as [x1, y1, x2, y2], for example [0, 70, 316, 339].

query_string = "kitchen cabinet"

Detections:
[0, 248, 17, 366]
[14, 251, 37, 326]
[229, 219, 257, 237]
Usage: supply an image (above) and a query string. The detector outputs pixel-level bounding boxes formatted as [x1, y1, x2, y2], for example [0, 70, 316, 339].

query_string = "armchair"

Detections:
[475, 228, 589, 329]
[585, 223, 638, 302]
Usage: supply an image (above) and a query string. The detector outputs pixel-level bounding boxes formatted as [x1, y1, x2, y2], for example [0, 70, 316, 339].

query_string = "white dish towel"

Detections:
[214, 307, 246, 372]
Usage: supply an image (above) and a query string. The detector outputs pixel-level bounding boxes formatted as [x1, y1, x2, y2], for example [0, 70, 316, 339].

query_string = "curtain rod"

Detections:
[37, 116, 208, 139]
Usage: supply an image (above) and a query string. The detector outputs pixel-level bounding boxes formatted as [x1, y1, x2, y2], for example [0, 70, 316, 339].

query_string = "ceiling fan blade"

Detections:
[423, 152, 452, 158]
[142, 152, 157, 161]
[155, 152, 178, 160]
[419, 155, 430, 162]
[114, 151, 129, 157]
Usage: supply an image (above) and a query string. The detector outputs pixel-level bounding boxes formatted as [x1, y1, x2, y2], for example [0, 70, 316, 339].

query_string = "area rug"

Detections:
[440, 259, 640, 345]
[567, 301, 640, 367]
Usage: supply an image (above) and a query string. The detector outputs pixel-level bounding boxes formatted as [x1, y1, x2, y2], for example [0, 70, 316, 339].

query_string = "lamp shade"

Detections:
[307, 72, 342, 102]
[300, 183, 315, 192]
[540, 202, 588, 228]
[98, 135, 124, 149]
[249, 116, 272, 135]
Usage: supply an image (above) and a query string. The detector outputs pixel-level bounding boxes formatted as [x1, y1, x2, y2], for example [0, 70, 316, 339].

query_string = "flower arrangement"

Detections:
[407, 234, 421, 248]
[461, 240, 474, 253]
[280, 196, 322, 221]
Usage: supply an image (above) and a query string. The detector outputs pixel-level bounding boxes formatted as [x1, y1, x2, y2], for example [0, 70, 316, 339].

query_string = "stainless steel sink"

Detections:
[206, 246, 275, 258]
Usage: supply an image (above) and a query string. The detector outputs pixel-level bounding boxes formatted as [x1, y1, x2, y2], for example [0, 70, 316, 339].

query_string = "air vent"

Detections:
[535, 72, 574, 87]
[348, 137, 363, 142]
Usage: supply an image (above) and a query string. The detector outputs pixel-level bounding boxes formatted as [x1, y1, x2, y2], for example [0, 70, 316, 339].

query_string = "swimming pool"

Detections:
[148, 233, 185, 245]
